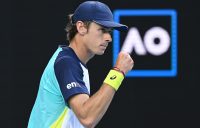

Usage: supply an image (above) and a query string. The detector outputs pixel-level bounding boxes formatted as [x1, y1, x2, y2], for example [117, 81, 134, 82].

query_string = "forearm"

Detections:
[70, 52, 134, 127]
[71, 69, 125, 127]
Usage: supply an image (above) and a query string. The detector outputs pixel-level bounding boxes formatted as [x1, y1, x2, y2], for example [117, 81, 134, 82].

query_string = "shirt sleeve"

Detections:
[54, 56, 89, 106]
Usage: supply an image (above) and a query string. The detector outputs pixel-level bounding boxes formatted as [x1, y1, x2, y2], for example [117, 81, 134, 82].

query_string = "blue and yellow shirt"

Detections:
[28, 45, 90, 128]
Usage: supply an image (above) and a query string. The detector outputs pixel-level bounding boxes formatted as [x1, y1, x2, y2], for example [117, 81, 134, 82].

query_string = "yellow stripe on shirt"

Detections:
[50, 108, 68, 128]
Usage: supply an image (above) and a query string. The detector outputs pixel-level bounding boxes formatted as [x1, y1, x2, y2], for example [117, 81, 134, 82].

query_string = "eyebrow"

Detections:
[99, 27, 113, 33]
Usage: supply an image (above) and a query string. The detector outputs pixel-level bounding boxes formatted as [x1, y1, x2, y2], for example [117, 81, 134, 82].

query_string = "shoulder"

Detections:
[55, 46, 80, 66]
[54, 47, 84, 75]
[56, 47, 77, 64]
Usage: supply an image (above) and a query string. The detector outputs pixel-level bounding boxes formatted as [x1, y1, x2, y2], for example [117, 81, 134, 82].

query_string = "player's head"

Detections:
[66, 1, 128, 42]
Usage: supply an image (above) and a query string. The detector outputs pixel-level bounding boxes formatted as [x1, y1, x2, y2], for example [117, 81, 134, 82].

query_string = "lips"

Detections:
[100, 45, 107, 50]
[100, 44, 108, 48]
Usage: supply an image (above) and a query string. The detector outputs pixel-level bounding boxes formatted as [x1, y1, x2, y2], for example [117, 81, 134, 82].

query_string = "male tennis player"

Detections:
[28, 1, 134, 128]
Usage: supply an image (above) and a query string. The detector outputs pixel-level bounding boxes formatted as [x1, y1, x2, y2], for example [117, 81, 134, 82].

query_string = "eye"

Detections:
[99, 27, 113, 34]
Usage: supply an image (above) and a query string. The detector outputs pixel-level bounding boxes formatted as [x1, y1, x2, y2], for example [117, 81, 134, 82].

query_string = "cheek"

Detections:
[86, 30, 104, 45]
[88, 32, 101, 42]
[94, 32, 104, 41]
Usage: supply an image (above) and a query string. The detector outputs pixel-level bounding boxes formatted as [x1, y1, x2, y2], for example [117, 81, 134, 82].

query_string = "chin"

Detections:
[96, 51, 105, 55]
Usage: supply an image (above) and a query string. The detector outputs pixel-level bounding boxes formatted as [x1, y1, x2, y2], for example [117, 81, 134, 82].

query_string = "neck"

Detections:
[69, 39, 94, 64]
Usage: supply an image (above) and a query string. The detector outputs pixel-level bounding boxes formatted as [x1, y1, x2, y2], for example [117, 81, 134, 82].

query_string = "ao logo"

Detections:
[121, 27, 170, 56]
[113, 9, 177, 77]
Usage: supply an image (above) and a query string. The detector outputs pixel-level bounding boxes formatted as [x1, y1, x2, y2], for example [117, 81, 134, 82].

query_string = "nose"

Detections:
[104, 33, 112, 43]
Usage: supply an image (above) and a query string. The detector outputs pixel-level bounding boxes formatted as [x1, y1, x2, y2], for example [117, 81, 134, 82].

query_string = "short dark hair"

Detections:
[65, 14, 92, 42]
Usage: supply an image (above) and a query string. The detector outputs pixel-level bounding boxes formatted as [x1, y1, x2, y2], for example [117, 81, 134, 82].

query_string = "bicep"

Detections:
[68, 93, 89, 118]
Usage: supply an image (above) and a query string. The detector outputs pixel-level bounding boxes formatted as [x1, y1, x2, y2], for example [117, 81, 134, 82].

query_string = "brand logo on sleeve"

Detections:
[66, 82, 81, 89]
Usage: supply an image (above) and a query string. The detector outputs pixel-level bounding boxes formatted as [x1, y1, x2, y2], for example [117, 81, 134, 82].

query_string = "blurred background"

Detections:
[1, 0, 200, 127]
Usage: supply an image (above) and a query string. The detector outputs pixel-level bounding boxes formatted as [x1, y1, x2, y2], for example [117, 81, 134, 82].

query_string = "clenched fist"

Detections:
[114, 52, 134, 75]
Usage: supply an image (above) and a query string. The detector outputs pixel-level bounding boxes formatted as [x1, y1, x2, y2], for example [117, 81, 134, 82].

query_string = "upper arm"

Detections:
[68, 93, 89, 116]
[54, 56, 89, 107]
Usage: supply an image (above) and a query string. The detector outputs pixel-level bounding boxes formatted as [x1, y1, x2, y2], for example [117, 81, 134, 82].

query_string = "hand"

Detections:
[114, 52, 134, 74]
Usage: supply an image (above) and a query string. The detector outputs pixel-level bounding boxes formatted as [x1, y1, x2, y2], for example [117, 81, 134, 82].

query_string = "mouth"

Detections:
[100, 45, 107, 50]
[100, 43, 108, 48]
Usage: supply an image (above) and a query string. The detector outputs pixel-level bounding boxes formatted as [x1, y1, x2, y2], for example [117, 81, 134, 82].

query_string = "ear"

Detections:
[76, 21, 87, 35]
